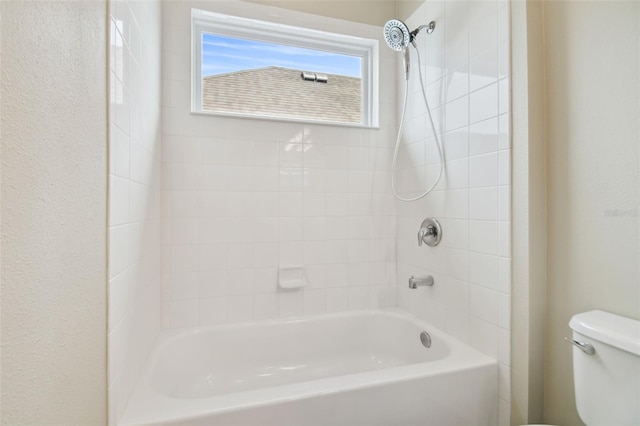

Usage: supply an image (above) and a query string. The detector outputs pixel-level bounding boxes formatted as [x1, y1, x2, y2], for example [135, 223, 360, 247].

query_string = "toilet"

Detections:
[568, 310, 640, 425]
[522, 310, 640, 426]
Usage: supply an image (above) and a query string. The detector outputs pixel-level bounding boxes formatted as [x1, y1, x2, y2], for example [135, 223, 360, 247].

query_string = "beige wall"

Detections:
[543, 1, 639, 425]
[245, 0, 397, 26]
[510, 0, 547, 423]
[0, 1, 108, 424]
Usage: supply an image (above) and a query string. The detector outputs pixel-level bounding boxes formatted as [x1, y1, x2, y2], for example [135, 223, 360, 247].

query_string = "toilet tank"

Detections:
[569, 310, 640, 426]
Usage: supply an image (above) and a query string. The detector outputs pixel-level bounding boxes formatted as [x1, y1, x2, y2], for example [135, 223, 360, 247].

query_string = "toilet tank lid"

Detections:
[570, 310, 640, 356]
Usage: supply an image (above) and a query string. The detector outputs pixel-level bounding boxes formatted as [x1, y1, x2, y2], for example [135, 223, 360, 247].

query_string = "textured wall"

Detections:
[107, 0, 163, 423]
[396, 1, 511, 424]
[0, 1, 108, 424]
[543, 2, 640, 424]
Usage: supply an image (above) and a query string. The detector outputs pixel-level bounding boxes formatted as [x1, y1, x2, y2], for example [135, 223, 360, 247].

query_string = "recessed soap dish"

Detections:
[278, 267, 307, 290]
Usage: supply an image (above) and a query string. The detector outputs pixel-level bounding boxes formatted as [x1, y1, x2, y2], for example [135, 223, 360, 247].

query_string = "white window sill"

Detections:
[190, 110, 380, 130]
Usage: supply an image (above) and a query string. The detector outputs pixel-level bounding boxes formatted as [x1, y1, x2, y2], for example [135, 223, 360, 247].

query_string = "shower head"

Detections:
[384, 20, 435, 51]
[383, 19, 411, 52]
[384, 19, 412, 80]
[383, 20, 436, 80]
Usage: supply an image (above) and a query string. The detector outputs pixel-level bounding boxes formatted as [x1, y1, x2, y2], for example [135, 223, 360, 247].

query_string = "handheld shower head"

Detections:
[384, 19, 436, 51]
[383, 19, 411, 52]
[384, 19, 411, 80]
[383, 20, 436, 80]
[385, 18, 444, 202]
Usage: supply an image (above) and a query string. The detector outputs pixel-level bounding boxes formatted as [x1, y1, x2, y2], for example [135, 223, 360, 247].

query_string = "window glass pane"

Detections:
[202, 33, 361, 78]
[201, 33, 363, 124]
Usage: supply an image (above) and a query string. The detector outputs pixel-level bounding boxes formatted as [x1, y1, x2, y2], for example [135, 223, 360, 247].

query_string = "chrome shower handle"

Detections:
[417, 227, 429, 246]
[402, 47, 410, 80]
[417, 218, 442, 247]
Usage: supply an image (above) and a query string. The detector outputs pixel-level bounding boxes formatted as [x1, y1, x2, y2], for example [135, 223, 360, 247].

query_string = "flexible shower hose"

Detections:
[391, 43, 444, 202]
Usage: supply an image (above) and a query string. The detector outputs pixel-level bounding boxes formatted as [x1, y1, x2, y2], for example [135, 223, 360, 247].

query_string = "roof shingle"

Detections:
[202, 66, 362, 124]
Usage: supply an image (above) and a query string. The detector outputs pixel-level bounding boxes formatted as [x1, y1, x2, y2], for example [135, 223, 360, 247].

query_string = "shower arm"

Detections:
[409, 21, 436, 42]
[403, 21, 436, 79]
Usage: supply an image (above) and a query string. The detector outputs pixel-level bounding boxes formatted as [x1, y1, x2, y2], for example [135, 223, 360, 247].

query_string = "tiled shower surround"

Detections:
[396, 1, 511, 424]
[160, 1, 399, 327]
[109, 0, 512, 423]
[108, 0, 162, 422]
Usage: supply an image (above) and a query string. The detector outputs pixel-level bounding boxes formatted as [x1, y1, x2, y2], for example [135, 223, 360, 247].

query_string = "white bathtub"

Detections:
[121, 310, 498, 425]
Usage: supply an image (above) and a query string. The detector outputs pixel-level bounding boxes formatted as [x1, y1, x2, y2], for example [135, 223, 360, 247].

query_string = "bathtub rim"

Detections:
[151, 308, 451, 358]
[120, 308, 497, 425]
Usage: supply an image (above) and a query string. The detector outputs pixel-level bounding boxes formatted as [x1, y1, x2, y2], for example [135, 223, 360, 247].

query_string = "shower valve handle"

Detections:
[417, 218, 442, 247]
[417, 227, 429, 246]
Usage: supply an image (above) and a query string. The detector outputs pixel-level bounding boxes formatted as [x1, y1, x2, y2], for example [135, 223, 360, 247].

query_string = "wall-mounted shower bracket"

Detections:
[418, 217, 442, 247]
[410, 21, 436, 41]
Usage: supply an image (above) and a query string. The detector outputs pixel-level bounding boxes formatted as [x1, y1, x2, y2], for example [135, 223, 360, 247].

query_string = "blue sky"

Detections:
[202, 33, 362, 78]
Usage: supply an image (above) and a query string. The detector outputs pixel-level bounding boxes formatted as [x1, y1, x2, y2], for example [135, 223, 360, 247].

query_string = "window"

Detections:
[191, 9, 379, 127]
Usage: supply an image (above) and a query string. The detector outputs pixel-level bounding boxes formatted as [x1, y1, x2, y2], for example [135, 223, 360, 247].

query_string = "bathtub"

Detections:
[121, 310, 498, 425]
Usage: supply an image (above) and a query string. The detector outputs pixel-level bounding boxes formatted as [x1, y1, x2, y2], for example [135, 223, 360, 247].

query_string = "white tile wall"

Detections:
[396, 1, 511, 424]
[160, 0, 398, 329]
[108, 0, 162, 423]
[108, 1, 511, 422]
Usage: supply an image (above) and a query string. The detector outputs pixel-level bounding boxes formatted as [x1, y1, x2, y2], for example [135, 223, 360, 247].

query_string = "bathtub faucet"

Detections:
[408, 275, 434, 289]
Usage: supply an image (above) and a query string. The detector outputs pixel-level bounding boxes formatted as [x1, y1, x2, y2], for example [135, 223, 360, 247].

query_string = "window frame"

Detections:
[191, 8, 379, 127]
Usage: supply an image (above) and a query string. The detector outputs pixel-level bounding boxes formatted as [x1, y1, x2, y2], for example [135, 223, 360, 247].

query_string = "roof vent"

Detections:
[301, 71, 315, 81]
[300, 71, 329, 83]
[315, 73, 328, 83]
